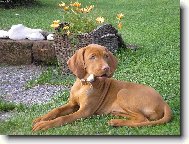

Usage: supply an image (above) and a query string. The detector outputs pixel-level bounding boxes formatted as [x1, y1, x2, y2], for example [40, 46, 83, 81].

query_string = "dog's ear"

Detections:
[108, 51, 118, 77]
[67, 48, 86, 79]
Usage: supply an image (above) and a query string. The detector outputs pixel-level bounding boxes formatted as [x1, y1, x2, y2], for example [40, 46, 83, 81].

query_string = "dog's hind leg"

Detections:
[111, 111, 132, 119]
[108, 110, 149, 127]
[108, 89, 149, 127]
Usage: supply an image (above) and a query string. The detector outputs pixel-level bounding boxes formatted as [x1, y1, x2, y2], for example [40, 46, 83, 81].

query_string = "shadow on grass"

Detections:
[0, 0, 56, 9]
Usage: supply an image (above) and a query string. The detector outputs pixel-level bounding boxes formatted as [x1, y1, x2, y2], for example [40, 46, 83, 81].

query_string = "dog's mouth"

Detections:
[84, 73, 109, 83]
[96, 73, 109, 78]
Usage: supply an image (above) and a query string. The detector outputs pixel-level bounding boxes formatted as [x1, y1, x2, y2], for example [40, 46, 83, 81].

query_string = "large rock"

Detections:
[0, 39, 33, 65]
[8, 24, 43, 40]
[8, 24, 27, 40]
[0, 30, 9, 38]
[26, 32, 45, 41]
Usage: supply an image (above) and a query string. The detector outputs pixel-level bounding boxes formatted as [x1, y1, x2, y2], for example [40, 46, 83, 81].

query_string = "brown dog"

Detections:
[32, 44, 172, 131]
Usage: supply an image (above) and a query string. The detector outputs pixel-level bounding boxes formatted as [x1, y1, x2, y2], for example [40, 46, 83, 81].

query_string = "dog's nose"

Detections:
[102, 65, 110, 71]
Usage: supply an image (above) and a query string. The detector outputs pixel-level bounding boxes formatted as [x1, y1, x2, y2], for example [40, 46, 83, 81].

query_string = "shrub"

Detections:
[1, 0, 38, 9]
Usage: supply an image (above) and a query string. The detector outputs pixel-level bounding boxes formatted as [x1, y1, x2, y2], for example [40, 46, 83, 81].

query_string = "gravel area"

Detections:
[0, 112, 14, 121]
[0, 65, 66, 105]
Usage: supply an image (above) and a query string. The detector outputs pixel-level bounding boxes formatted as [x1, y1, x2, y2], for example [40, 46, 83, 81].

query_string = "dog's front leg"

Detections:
[32, 108, 92, 131]
[33, 102, 78, 125]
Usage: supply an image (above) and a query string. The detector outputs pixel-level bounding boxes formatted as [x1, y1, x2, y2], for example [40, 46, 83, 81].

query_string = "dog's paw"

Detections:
[108, 119, 118, 126]
[108, 119, 121, 127]
[32, 121, 51, 131]
[32, 116, 43, 125]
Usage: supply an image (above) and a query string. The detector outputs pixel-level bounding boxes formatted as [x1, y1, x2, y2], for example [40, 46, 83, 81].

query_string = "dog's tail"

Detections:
[135, 102, 172, 127]
[109, 102, 172, 127]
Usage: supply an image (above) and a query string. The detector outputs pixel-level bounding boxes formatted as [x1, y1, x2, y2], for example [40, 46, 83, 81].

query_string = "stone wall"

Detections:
[0, 39, 56, 65]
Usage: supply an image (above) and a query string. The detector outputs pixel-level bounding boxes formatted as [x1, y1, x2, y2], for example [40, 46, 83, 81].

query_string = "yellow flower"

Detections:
[70, 2, 81, 7]
[63, 26, 69, 30]
[78, 8, 83, 12]
[75, 8, 81, 12]
[89, 5, 94, 9]
[86, 5, 94, 12]
[53, 20, 60, 24]
[67, 30, 71, 35]
[59, 2, 66, 7]
[51, 20, 60, 28]
[63, 6, 69, 11]
[96, 17, 105, 23]
[117, 13, 124, 20]
[117, 22, 123, 29]
[79, 8, 89, 13]
[79, 5, 94, 13]
[50, 23, 59, 28]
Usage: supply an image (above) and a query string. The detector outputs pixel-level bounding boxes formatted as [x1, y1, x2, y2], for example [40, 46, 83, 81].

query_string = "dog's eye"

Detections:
[89, 55, 96, 60]
[104, 54, 109, 59]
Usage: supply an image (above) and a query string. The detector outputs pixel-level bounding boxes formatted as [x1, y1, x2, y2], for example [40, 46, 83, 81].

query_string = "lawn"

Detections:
[0, 0, 180, 135]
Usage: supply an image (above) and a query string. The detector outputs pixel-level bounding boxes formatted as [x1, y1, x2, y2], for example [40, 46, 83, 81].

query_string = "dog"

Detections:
[32, 44, 172, 131]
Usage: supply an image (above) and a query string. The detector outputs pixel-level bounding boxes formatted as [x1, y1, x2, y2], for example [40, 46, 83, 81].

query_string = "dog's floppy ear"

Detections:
[108, 51, 118, 77]
[67, 48, 86, 79]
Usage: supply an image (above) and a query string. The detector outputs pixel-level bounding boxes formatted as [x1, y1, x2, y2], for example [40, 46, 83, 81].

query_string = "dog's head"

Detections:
[67, 44, 118, 79]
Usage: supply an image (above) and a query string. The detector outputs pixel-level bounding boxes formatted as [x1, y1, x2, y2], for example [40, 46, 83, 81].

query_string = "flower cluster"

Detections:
[117, 13, 124, 29]
[51, 1, 124, 35]
[95, 13, 124, 29]
[59, 1, 94, 14]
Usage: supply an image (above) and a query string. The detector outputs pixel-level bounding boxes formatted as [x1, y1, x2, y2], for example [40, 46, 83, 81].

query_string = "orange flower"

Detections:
[117, 23, 122, 29]
[70, 2, 81, 7]
[117, 13, 124, 20]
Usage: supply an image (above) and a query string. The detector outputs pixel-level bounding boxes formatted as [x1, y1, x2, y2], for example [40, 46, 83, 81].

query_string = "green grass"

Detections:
[0, 0, 180, 135]
[0, 100, 17, 112]
[0, 99, 26, 112]
[25, 66, 75, 89]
